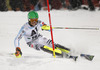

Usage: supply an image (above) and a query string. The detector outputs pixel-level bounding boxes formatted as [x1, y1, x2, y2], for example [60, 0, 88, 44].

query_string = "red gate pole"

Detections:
[47, 0, 56, 58]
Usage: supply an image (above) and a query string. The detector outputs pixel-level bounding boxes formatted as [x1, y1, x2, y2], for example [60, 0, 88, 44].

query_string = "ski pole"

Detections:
[53, 27, 99, 30]
[41, 26, 99, 31]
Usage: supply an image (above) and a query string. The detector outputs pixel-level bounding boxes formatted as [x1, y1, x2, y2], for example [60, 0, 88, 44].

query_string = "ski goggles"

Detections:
[29, 19, 38, 22]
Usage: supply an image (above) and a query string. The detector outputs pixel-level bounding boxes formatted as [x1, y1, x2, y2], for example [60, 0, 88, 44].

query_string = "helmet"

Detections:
[28, 11, 38, 19]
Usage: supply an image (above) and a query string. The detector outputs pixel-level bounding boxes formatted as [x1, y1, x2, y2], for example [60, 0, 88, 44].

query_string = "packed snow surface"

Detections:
[0, 10, 100, 70]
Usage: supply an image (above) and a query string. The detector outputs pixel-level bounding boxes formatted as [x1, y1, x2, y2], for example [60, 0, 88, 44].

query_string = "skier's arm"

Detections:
[40, 22, 51, 31]
[14, 26, 25, 57]
[14, 26, 25, 48]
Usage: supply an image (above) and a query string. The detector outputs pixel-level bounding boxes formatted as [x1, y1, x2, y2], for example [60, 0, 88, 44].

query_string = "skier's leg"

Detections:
[26, 36, 60, 55]
[37, 36, 71, 54]
[30, 36, 62, 56]
[54, 44, 70, 54]
[29, 36, 72, 57]
[38, 36, 70, 51]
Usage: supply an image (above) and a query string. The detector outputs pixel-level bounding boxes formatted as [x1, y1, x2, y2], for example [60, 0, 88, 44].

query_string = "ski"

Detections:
[80, 54, 94, 61]
[61, 52, 78, 61]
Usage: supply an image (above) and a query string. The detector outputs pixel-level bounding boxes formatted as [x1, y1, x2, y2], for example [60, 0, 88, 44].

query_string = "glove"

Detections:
[15, 47, 22, 57]
[41, 25, 54, 31]
[41, 25, 50, 30]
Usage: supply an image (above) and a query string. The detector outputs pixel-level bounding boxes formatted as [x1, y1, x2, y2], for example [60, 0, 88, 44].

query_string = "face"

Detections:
[29, 19, 38, 26]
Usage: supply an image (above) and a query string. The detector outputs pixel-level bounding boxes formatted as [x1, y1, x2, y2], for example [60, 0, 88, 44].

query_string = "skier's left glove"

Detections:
[41, 25, 54, 31]
[15, 47, 22, 58]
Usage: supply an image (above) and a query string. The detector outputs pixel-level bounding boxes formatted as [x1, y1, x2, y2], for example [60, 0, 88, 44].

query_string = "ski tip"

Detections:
[89, 56, 94, 61]
[80, 54, 94, 61]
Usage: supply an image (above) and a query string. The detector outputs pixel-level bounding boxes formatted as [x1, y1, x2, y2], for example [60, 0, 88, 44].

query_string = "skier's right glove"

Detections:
[15, 47, 22, 58]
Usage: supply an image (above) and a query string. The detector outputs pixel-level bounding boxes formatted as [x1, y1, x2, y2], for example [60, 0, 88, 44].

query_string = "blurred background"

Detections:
[0, 0, 100, 12]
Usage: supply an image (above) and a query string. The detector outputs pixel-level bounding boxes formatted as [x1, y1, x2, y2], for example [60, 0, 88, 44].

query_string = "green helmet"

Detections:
[28, 11, 38, 19]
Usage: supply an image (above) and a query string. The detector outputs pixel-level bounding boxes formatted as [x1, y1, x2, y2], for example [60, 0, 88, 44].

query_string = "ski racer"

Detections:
[14, 11, 72, 58]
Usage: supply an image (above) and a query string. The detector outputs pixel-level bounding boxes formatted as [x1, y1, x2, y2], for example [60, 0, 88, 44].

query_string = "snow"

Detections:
[0, 9, 100, 70]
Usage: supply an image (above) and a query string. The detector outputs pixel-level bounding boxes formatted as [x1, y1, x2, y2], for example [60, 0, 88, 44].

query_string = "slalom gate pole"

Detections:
[47, 0, 56, 58]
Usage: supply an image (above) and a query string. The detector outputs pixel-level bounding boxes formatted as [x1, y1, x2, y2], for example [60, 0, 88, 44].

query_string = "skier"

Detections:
[14, 11, 93, 61]
[14, 11, 72, 58]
